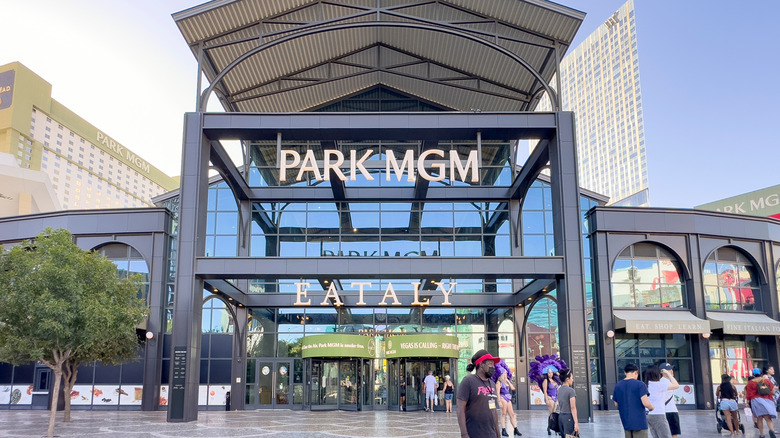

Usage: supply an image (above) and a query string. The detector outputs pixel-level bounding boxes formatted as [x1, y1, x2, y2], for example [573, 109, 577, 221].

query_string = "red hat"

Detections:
[472, 349, 500, 365]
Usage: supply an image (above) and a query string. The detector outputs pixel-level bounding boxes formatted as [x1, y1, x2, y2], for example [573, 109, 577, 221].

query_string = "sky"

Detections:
[1, 0, 778, 209]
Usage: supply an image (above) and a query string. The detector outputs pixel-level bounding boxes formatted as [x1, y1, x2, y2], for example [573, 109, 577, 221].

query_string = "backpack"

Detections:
[757, 379, 771, 396]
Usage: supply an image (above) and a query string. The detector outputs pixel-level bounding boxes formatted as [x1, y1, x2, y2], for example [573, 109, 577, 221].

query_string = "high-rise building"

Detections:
[0, 62, 178, 213]
[537, 0, 648, 206]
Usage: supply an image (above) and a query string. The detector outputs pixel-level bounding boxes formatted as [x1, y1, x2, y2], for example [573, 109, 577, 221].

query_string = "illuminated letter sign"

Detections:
[278, 149, 480, 183]
[293, 281, 456, 307]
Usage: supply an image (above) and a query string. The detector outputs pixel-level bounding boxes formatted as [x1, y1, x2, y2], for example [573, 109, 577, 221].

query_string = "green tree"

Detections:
[0, 228, 148, 438]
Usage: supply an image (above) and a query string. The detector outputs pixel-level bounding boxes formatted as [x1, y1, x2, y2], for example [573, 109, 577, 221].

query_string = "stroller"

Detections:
[716, 397, 746, 434]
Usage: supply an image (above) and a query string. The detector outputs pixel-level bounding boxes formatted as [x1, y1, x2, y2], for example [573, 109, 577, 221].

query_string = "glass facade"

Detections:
[615, 334, 694, 383]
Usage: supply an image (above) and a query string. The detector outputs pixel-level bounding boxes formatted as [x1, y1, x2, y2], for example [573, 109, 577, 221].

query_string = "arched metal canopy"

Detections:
[173, 0, 585, 112]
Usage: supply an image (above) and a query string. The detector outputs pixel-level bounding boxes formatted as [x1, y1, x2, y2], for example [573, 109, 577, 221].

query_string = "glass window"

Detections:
[710, 335, 767, 384]
[616, 334, 694, 383]
[703, 247, 761, 311]
[611, 243, 685, 308]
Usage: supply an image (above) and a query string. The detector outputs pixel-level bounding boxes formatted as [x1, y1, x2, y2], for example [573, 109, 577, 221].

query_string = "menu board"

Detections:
[169, 347, 187, 420]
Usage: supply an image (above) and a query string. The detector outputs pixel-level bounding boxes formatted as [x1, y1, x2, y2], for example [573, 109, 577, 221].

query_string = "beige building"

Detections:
[537, 0, 648, 206]
[0, 62, 178, 214]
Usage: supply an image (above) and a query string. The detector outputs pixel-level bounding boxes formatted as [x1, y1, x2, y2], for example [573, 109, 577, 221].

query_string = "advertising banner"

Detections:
[301, 334, 375, 358]
[385, 334, 459, 358]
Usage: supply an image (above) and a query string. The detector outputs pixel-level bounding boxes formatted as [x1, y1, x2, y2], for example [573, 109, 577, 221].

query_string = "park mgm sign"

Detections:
[279, 148, 479, 183]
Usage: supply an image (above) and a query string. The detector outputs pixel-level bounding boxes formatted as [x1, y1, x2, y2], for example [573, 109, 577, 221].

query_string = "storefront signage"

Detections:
[294, 281, 455, 307]
[695, 184, 780, 218]
[624, 320, 709, 334]
[720, 321, 780, 335]
[0, 70, 14, 110]
[385, 334, 459, 358]
[301, 334, 375, 358]
[279, 149, 479, 183]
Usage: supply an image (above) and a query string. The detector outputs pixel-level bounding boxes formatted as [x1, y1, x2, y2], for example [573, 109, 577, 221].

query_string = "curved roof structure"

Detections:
[173, 0, 585, 112]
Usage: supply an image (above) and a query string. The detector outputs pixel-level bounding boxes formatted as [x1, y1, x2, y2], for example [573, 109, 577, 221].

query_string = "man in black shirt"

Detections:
[457, 349, 501, 438]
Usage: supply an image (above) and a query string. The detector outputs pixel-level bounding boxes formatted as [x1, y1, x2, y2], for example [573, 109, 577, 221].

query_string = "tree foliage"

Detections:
[0, 228, 148, 437]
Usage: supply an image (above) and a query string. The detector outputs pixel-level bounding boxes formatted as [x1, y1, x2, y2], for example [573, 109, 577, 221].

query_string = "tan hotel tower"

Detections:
[0, 62, 178, 217]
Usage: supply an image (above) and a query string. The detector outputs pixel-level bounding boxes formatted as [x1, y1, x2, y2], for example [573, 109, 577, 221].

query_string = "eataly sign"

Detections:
[294, 281, 455, 306]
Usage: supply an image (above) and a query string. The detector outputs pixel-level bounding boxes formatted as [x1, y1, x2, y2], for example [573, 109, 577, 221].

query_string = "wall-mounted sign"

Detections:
[0, 70, 15, 110]
[279, 149, 479, 183]
[301, 334, 375, 358]
[385, 334, 459, 358]
[95, 130, 152, 174]
[294, 281, 455, 307]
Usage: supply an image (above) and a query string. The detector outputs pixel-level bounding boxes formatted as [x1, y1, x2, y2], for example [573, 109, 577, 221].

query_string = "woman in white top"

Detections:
[643, 365, 678, 438]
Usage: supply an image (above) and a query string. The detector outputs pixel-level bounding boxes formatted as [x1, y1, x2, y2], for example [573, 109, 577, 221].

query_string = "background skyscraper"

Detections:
[537, 0, 648, 206]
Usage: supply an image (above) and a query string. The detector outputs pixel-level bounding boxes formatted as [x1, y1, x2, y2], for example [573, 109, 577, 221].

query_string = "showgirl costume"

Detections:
[490, 360, 514, 402]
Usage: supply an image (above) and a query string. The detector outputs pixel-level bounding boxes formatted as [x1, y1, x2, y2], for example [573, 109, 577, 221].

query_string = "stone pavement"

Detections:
[0, 409, 768, 437]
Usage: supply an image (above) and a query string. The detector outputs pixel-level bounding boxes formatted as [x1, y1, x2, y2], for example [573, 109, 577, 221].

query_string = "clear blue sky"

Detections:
[1, 0, 777, 208]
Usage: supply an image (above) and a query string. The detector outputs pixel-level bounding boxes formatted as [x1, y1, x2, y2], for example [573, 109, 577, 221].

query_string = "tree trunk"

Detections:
[62, 360, 79, 422]
[47, 367, 62, 438]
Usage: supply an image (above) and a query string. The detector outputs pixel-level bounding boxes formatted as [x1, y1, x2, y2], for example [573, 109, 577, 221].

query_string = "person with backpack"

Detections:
[746, 367, 777, 438]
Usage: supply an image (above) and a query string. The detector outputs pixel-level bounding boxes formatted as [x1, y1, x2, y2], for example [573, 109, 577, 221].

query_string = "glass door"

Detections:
[405, 359, 422, 411]
[247, 360, 292, 409]
[339, 360, 358, 411]
[362, 359, 374, 410]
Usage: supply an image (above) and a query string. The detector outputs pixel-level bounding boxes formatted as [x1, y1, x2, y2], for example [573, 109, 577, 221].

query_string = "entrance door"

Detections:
[247, 359, 292, 409]
[398, 358, 452, 411]
[309, 359, 361, 411]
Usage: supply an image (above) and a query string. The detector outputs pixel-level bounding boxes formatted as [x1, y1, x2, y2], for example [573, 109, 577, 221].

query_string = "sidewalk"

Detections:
[0, 409, 764, 437]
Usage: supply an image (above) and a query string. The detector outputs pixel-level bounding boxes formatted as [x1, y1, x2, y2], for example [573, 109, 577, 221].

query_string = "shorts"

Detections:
[665, 412, 680, 435]
[444, 394, 453, 401]
[720, 399, 738, 411]
[426, 391, 436, 400]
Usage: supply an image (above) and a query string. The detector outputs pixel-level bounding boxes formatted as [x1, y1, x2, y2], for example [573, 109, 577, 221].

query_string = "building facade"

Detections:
[538, 0, 649, 206]
[0, 62, 178, 214]
[1, 0, 779, 425]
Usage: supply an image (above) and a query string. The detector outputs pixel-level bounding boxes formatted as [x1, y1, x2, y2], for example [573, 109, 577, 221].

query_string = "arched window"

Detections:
[96, 243, 149, 302]
[703, 247, 761, 311]
[525, 294, 558, 358]
[611, 243, 684, 308]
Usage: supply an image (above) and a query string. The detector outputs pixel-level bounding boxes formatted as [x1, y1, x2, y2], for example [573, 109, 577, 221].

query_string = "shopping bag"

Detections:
[565, 433, 579, 438]
[434, 396, 438, 406]
[548, 412, 560, 433]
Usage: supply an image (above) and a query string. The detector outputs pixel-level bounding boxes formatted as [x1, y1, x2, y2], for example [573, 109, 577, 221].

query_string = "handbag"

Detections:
[565, 433, 580, 438]
[548, 412, 560, 433]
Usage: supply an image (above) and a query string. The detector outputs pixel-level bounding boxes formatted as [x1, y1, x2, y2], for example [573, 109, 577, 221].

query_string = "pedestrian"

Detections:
[542, 366, 560, 434]
[764, 366, 780, 411]
[493, 360, 522, 437]
[746, 367, 776, 438]
[400, 377, 406, 411]
[443, 375, 455, 413]
[556, 369, 579, 438]
[659, 363, 682, 438]
[716, 374, 740, 436]
[423, 369, 437, 412]
[643, 365, 674, 438]
[457, 349, 502, 438]
[613, 362, 654, 438]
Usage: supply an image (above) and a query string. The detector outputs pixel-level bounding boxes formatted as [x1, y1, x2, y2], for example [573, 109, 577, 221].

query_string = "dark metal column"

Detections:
[591, 227, 618, 411]
[141, 231, 170, 410]
[549, 112, 592, 422]
[167, 113, 210, 422]
[686, 235, 714, 410]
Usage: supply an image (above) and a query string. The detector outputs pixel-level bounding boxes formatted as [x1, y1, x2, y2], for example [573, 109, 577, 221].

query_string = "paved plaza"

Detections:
[0, 409, 769, 437]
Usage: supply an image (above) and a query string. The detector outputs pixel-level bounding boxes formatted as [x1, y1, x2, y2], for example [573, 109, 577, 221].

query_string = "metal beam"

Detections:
[195, 256, 565, 279]
[509, 139, 549, 200]
[209, 141, 250, 201]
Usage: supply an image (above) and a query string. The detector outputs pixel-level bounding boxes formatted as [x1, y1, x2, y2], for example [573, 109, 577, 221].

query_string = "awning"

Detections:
[613, 310, 710, 334]
[707, 312, 780, 335]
